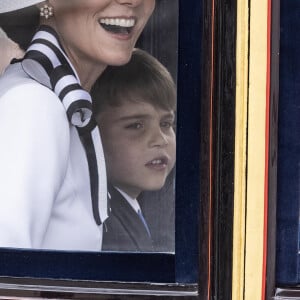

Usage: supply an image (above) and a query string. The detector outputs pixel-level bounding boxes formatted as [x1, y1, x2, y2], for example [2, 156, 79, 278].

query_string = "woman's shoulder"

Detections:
[0, 63, 53, 95]
[0, 63, 64, 113]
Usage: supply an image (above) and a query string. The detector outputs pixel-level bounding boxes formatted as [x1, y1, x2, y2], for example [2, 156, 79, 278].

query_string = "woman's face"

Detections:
[48, 0, 155, 67]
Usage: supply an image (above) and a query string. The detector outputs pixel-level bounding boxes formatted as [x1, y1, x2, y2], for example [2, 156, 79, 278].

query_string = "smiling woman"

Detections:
[40, 0, 156, 89]
[0, 0, 155, 251]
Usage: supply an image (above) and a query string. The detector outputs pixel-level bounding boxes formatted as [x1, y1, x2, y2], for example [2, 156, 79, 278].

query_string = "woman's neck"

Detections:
[67, 52, 107, 92]
[39, 21, 107, 92]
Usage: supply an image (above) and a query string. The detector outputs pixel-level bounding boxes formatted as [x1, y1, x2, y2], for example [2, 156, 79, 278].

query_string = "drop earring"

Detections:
[40, 3, 54, 19]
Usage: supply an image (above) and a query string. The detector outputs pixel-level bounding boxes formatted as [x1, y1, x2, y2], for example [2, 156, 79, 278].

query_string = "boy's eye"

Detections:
[161, 121, 175, 128]
[126, 122, 144, 129]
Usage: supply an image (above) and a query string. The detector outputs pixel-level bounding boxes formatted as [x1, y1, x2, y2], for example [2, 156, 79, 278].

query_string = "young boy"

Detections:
[92, 49, 176, 252]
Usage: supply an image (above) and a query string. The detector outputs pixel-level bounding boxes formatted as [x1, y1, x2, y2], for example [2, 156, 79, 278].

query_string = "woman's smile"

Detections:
[99, 17, 136, 35]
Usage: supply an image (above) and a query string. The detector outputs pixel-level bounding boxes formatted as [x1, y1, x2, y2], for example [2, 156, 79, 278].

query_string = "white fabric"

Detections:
[91, 128, 108, 222]
[0, 0, 43, 13]
[0, 63, 105, 251]
[22, 26, 108, 223]
[54, 75, 78, 95]
[27, 43, 61, 68]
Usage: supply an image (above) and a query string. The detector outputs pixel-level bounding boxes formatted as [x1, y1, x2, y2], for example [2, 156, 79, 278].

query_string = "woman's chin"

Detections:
[105, 52, 133, 67]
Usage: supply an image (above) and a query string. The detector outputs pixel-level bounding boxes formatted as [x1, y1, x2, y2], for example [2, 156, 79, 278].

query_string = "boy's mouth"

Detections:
[146, 156, 169, 169]
[99, 18, 136, 35]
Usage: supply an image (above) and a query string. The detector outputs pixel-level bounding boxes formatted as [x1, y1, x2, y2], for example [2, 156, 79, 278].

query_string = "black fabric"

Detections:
[102, 186, 154, 252]
[79, 132, 101, 225]
[31, 38, 70, 68]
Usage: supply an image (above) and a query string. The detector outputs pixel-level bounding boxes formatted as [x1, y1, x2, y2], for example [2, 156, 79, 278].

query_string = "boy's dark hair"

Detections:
[92, 48, 176, 115]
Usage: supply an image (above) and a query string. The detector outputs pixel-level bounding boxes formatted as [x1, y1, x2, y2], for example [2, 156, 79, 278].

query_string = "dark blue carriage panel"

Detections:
[276, 0, 300, 285]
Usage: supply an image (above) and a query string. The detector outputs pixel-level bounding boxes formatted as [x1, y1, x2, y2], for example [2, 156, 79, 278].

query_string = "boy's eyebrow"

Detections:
[117, 114, 151, 121]
[117, 112, 175, 122]
[162, 112, 175, 119]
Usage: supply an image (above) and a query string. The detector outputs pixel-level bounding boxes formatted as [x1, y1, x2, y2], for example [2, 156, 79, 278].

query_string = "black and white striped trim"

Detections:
[22, 26, 92, 129]
[21, 25, 108, 225]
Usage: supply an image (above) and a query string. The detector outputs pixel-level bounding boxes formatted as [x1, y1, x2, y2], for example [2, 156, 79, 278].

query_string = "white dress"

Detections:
[0, 62, 104, 251]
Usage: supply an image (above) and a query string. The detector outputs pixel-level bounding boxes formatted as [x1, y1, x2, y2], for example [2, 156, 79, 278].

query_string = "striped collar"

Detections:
[22, 25, 94, 131]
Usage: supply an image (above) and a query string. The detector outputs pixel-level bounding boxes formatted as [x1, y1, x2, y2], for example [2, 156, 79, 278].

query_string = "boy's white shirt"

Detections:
[114, 187, 142, 214]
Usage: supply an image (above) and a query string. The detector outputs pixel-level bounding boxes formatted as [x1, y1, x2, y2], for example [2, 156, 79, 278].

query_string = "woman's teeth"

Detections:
[100, 18, 135, 27]
[99, 18, 135, 35]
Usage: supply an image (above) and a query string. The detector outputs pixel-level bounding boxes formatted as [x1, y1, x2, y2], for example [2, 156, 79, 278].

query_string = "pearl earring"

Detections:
[40, 4, 54, 19]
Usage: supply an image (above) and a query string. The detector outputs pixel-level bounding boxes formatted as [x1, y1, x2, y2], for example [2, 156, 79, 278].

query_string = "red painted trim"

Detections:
[262, 0, 272, 298]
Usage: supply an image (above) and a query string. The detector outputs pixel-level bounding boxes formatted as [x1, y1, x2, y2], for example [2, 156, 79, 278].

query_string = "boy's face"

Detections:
[98, 100, 176, 198]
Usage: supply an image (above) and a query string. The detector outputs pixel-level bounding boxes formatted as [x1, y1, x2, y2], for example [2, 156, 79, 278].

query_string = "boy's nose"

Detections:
[115, 0, 143, 7]
[148, 128, 169, 148]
